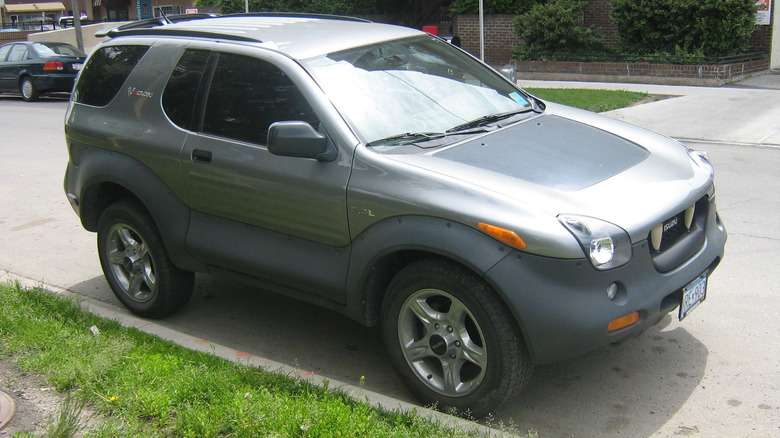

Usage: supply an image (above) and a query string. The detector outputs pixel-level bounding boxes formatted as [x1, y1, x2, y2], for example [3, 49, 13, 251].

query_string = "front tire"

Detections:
[97, 199, 194, 318]
[20, 77, 40, 102]
[382, 259, 533, 417]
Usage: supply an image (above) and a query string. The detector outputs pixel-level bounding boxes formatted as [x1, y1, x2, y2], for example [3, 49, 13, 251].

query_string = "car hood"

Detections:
[382, 103, 713, 242]
[434, 112, 649, 191]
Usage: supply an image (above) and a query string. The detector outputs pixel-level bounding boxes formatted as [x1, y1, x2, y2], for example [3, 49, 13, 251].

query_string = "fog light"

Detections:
[607, 283, 619, 300]
[607, 312, 639, 332]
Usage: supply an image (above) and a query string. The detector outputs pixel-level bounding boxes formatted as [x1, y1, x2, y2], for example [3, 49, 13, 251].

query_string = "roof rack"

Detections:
[96, 13, 219, 38]
[225, 12, 372, 23]
[96, 12, 372, 39]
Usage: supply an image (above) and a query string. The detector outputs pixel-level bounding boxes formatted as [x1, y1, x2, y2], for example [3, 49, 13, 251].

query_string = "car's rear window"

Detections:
[33, 43, 85, 58]
[73, 45, 149, 107]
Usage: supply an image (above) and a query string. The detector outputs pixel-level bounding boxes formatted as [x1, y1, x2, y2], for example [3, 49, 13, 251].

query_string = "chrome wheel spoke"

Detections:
[446, 299, 469, 327]
[127, 271, 145, 299]
[407, 297, 439, 326]
[108, 248, 125, 266]
[404, 338, 432, 362]
[441, 358, 464, 394]
[462, 340, 487, 368]
[143, 264, 156, 290]
[116, 227, 139, 250]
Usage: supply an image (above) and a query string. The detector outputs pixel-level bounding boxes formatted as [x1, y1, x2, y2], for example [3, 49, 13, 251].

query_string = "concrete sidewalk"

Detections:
[519, 71, 780, 147]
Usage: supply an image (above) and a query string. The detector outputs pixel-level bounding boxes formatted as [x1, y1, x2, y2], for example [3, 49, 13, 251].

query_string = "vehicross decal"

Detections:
[128, 87, 154, 98]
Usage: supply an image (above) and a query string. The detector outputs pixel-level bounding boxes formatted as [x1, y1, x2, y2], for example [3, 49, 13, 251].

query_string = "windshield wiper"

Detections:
[367, 132, 445, 146]
[446, 108, 536, 133]
[366, 127, 498, 147]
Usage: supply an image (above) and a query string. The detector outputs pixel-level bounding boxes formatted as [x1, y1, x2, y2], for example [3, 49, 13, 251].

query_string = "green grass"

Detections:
[525, 87, 649, 112]
[0, 282, 516, 437]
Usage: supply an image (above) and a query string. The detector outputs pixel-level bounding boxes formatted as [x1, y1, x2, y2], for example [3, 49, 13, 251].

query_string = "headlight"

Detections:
[558, 215, 632, 270]
[688, 149, 714, 174]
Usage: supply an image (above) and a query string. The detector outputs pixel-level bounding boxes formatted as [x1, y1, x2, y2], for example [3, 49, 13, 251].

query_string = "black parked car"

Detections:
[0, 41, 86, 101]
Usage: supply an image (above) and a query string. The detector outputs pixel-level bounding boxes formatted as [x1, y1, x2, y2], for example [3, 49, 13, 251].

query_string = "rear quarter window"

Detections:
[73, 45, 149, 107]
[163, 49, 210, 131]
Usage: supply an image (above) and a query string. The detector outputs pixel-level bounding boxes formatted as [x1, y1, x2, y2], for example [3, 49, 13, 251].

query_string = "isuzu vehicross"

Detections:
[64, 13, 726, 416]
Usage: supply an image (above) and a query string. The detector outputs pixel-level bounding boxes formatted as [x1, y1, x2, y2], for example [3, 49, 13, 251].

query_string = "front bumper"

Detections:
[487, 201, 727, 365]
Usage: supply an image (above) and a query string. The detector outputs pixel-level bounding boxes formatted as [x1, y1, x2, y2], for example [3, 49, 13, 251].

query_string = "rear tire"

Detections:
[20, 77, 40, 102]
[381, 259, 533, 417]
[97, 199, 194, 318]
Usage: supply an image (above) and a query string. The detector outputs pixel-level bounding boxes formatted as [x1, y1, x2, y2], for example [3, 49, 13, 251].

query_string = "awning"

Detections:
[4, 2, 67, 13]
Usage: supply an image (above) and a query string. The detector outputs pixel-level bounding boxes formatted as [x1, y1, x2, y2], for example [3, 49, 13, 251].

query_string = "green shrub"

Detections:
[513, 0, 604, 59]
[450, 0, 540, 15]
[612, 0, 757, 58]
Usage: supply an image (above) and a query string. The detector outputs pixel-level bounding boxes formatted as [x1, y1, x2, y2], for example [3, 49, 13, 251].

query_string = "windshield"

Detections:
[303, 36, 535, 145]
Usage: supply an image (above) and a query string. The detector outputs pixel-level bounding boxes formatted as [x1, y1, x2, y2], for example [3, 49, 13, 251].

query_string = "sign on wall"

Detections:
[756, 0, 772, 25]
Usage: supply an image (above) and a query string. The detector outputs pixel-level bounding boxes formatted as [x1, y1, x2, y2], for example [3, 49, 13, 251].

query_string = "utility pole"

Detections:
[479, 0, 484, 61]
[72, 0, 85, 53]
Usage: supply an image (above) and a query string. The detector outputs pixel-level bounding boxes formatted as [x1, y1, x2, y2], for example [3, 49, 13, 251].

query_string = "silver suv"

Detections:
[64, 13, 726, 416]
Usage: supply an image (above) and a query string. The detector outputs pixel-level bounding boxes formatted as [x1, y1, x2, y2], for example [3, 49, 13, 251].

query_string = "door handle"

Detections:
[192, 149, 212, 164]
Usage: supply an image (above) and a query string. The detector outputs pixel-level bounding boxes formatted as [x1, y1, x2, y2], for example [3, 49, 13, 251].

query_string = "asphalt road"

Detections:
[1, 95, 778, 437]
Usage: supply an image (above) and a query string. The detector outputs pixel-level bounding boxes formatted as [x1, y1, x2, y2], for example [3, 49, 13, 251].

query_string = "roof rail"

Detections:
[95, 12, 372, 40]
[224, 12, 373, 23]
[96, 13, 219, 38]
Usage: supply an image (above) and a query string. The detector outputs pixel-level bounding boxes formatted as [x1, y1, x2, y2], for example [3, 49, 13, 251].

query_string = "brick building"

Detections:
[1, 0, 197, 28]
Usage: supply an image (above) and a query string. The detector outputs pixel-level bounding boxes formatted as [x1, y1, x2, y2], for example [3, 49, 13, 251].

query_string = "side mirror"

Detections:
[267, 121, 337, 162]
[500, 64, 516, 83]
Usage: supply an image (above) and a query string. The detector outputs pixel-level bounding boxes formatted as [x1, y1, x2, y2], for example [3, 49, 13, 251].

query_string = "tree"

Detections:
[450, 0, 541, 15]
[611, 0, 757, 57]
[195, 0, 382, 15]
[513, 0, 603, 59]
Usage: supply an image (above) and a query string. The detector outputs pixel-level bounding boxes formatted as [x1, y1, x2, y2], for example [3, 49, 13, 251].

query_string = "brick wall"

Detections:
[583, 0, 775, 53]
[583, 0, 618, 48]
[452, 0, 775, 66]
[0, 30, 36, 45]
[452, 14, 520, 66]
[514, 57, 770, 86]
[750, 24, 773, 54]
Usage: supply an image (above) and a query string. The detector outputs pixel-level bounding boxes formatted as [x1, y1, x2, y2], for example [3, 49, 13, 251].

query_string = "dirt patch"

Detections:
[627, 94, 679, 107]
[0, 357, 59, 435]
[0, 357, 97, 436]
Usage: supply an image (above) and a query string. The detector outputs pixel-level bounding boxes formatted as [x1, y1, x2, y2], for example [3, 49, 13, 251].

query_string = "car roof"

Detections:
[102, 13, 423, 60]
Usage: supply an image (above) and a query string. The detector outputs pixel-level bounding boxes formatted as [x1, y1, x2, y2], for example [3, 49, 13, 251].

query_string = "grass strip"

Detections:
[525, 88, 649, 112]
[0, 282, 502, 437]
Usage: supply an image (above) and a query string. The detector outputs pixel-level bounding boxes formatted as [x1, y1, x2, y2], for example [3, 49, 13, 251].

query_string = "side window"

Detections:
[7, 45, 29, 62]
[0, 45, 11, 62]
[73, 45, 150, 107]
[163, 49, 210, 131]
[202, 53, 319, 145]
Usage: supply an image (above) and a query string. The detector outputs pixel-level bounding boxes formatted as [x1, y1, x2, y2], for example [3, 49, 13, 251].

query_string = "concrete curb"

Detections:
[1, 271, 519, 437]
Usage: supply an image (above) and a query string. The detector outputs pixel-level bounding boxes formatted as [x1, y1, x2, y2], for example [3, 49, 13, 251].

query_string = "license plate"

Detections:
[679, 273, 707, 321]
[72, 63, 83, 71]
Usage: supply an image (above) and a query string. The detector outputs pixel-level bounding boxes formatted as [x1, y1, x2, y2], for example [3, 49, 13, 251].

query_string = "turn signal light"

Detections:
[43, 61, 64, 71]
[478, 223, 527, 250]
[607, 312, 639, 332]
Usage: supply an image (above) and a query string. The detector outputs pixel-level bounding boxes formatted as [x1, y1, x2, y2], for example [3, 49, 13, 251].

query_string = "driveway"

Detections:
[0, 83, 778, 437]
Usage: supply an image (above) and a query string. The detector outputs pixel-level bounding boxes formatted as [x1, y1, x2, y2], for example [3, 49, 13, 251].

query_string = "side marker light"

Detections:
[478, 223, 527, 250]
[607, 312, 639, 332]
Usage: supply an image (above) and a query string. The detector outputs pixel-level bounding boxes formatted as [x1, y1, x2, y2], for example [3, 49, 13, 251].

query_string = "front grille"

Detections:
[649, 196, 709, 272]
[657, 211, 686, 252]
